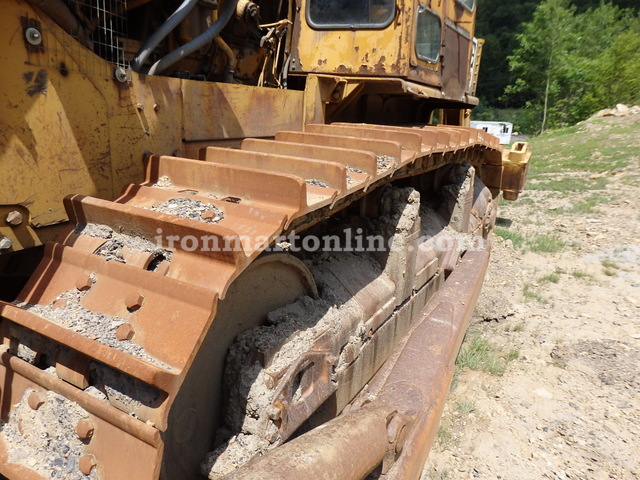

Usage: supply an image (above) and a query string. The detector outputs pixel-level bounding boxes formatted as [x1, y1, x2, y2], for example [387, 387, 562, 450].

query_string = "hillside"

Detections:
[422, 107, 640, 479]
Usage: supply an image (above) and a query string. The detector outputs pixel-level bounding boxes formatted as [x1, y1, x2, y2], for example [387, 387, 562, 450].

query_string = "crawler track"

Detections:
[0, 123, 508, 480]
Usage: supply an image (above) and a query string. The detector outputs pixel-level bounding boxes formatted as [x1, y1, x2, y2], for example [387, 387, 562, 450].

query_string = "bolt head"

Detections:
[79, 455, 97, 475]
[6, 211, 23, 226]
[76, 275, 93, 292]
[153, 103, 160, 112]
[115, 323, 135, 341]
[25, 27, 42, 46]
[76, 418, 95, 440]
[28, 391, 46, 410]
[201, 210, 219, 221]
[125, 292, 144, 311]
[0, 237, 12, 251]
[136, 102, 144, 111]
[114, 66, 129, 83]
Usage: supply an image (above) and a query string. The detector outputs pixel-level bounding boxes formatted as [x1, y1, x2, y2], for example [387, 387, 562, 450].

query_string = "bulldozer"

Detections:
[0, 0, 530, 478]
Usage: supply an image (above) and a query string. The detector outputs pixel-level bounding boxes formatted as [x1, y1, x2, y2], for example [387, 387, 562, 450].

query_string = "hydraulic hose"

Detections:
[148, 0, 239, 76]
[130, 0, 199, 72]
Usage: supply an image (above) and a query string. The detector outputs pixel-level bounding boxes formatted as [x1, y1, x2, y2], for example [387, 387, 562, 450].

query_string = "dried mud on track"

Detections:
[423, 111, 640, 480]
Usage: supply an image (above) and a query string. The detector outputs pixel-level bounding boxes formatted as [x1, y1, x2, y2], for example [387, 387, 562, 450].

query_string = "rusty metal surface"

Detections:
[211, 246, 491, 480]
[292, 1, 477, 104]
[502, 142, 532, 200]
[1, 113, 516, 478]
[221, 404, 394, 480]
[0, 2, 531, 478]
[0, 4, 305, 250]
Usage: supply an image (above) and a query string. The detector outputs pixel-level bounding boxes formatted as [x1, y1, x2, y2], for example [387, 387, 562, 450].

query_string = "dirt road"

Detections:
[423, 108, 640, 480]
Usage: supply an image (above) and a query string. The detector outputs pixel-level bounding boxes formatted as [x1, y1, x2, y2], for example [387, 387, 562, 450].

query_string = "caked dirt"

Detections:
[423, 110, 640, 480]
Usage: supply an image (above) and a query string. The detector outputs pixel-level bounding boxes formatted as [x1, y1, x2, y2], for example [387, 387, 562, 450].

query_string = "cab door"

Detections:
[441, 0, 476, 101]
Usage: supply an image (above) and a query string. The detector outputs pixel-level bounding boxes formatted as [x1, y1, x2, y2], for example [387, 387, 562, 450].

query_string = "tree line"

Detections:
[475, 0, 640, 133]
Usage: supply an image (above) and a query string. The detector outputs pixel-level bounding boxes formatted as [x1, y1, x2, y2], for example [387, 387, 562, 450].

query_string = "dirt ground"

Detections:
[423, 112, 640, 480]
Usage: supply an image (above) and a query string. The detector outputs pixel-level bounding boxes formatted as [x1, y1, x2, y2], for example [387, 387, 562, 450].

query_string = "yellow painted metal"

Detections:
[292, 0, 477, 105]
[0, 3, 307, 253]
[502, 142, 532, 200]
[181, 81, 304, 142]
[292, 1, 412, 78]
[407, 0, 446, 87]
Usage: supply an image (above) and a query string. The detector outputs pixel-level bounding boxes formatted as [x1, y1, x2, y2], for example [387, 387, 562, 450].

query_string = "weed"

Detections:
[523, 283, 547, 303]
[539, 273, 560, 284]
[511, 322, 525, 332]
[525, 176, 608, 192]
[423, 467, 451, 480]
[504, 348, 520, 362]
[436, 425, 453, 445]
[571, 269, 591, 279]
[456, 335, 518, 375]
[527, 234, 565, 253]
[505, 322, 525, 332]
[455, 400, 477, 416]
[494, 227, 526, 248]
[494, 227, 565, 254]
[601, 259, 619, 269]
[620, 174, 640, 186]
[603, 268, 617, 277]
[567, 195, 609, 214]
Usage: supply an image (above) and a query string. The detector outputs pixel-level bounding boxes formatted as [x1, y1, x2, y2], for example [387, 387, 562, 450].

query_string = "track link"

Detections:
[0, 123, 510, 480]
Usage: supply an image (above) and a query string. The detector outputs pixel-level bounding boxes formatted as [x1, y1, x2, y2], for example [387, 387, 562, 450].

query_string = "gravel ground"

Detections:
[422, 112, 640, 480]
[149, 197, 224, 223]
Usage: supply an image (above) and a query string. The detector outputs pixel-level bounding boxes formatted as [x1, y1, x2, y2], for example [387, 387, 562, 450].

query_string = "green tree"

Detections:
[473, 0, 639, 112]
[475, 0, 540, 107]
[505, 0, 577, 133]
[592, 29, 640, 106]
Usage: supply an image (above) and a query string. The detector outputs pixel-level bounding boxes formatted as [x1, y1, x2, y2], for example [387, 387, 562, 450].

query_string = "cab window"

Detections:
[456, 0, 476, 12]
[307, 0, 396, 29]
[415, 8, 441, 63]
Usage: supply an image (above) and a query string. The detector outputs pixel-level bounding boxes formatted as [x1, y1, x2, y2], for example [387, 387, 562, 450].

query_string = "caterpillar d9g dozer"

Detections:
[0, 0, 530, 478]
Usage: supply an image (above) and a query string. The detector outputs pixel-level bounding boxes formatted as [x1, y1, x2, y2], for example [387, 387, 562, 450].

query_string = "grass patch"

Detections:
[527, 234, 565, 253]
[571, 269, 591, 279]
[455, 400, 477, 416]
[504, 348, 520, 362]
[526, 176, 608, 192]
[424, 467, 451, 480]
[494, 226, 565, 254]
[539, 273, 560, 284]
[548, 195, 611, 215]
[493, 227, 526, 248]
[505, 322, 525, 333]
[523, 283, 547, 303]
[436, 425, 453, 445]
[456, 334, 519, 376]
[601, 259, 621, 277]
[566, 195, 609, 214]
[620, 173, 640, 186]
[527, 120, 635, 180]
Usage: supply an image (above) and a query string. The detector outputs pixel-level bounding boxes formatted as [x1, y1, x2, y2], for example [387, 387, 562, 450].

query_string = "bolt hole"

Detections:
[291, 363, 314, 402]
[146, 254, 166, 272]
